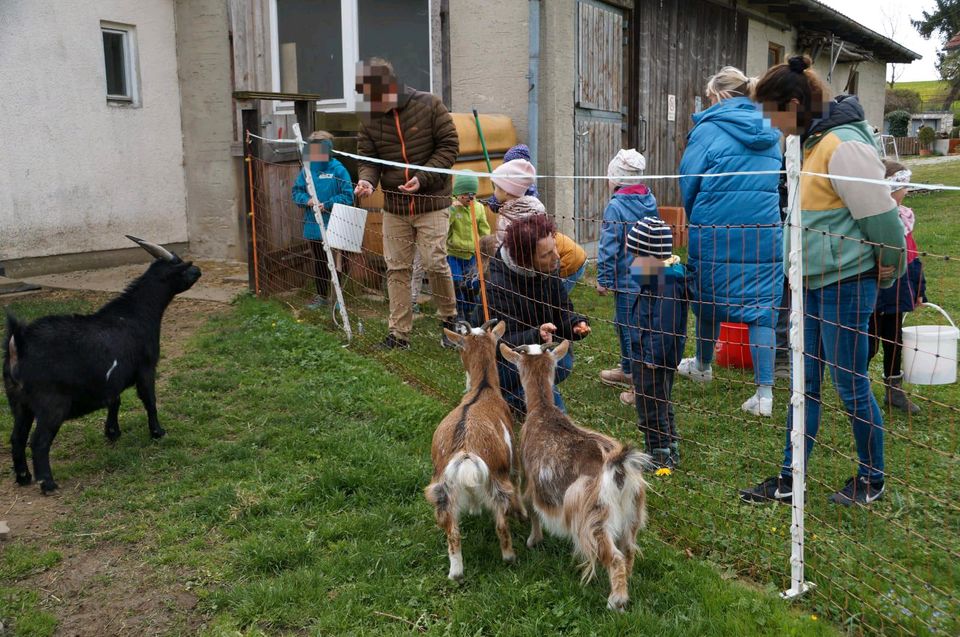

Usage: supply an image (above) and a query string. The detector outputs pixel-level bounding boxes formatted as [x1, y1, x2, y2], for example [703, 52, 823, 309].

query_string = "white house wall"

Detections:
[826, 60, 886, 131]
[0, 0, 188, 261]
[447, 0, 530, 143]
[745, 19, 795, 79]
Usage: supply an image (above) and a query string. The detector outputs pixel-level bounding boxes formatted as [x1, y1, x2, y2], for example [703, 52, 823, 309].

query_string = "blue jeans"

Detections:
[695, 316, 775, 387]
[780, 278, 884, 482]
[447, 255, 476, 322]
[498, 349, 574, 414]
[562, 262, 587, 295]
[614, 291, 639, 374]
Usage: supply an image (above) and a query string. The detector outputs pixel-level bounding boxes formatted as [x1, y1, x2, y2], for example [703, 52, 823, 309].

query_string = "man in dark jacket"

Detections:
[485, 215, 591, 416]
[354, 58, 460, 350]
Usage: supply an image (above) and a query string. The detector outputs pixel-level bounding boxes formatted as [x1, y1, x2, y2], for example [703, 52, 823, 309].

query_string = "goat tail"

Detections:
[3, 313, 24, 378]
[443, 451, 489, 492]
[599, 445, 651, 509]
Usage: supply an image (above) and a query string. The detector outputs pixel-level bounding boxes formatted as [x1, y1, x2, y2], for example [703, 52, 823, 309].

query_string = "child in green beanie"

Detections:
[447, 170, 491, 321]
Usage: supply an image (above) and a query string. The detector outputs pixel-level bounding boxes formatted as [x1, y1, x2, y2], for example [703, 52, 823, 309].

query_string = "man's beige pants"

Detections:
[382, 208, 457, 339]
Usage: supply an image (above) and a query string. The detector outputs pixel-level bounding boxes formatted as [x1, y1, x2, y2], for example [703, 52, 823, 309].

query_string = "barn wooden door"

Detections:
[575, 0, 627, 247]
[635, 0, 747, 206]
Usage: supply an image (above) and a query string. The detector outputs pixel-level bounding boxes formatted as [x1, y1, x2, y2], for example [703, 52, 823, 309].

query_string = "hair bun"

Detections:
[788, 56, 811, 73]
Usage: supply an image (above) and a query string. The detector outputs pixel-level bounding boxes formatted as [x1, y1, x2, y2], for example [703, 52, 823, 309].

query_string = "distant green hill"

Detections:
[895, 80, 959, 116]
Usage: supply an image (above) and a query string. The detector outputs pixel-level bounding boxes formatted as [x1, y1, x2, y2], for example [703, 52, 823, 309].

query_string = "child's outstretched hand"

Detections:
[573, 322, 591, 337]
[539, 323, 557, 343]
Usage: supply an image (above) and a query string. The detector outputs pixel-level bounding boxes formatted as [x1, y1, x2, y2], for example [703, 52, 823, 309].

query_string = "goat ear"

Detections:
[491, 320, 506, 340]
[499, 342, 519, 364]
[443, 328, 464, 347]
[550, 339, 571, 361]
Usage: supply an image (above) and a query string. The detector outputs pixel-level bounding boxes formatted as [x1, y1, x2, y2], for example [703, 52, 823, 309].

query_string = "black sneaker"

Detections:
[828, 476, 885, 506]
[441, 318, 458, 349]
[379, 334, 410, 350]
[739, 475, 793, 504]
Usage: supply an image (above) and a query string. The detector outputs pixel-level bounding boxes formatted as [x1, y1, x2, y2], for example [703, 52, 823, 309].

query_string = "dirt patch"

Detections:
[1, 288, 224, 636]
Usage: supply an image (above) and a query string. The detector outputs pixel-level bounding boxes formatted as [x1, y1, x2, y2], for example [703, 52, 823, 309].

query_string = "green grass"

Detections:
[0, 297, 835, 637]
[895, 80, 959, 117]
[1, 163, 957, 636]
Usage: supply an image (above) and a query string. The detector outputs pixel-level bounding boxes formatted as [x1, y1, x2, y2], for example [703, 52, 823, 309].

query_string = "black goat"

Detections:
[3, 237, 201, 493]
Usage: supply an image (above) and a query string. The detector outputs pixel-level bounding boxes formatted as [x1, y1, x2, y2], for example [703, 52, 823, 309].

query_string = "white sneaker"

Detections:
[742, 394, 773, 417]
[677, 357, 713, 383]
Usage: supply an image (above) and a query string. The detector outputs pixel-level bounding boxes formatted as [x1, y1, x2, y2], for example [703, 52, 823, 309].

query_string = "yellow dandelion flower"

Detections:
[654, 467, 672, 477]
[811, 615, 818, 621]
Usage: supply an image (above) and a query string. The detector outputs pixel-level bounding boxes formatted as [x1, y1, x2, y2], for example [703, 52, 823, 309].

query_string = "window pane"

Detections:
[277, 0, 343, 99]
[103, 31, 127, 97]
[359, 0, 431, 92]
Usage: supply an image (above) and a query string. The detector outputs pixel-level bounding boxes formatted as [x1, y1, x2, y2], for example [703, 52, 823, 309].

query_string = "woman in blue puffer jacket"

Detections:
[678, 67, 784, 417]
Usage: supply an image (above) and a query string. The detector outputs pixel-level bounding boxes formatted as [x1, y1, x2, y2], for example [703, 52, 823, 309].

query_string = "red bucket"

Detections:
[715, 322, 753, 369]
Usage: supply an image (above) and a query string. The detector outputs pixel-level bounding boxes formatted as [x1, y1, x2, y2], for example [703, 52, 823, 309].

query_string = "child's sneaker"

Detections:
[600, 367, 632, 388]
[649, 448, 677, 471]
[305, 295, 329, 310]
[677, 357, 713, 383]
[741, 393, 773, 417]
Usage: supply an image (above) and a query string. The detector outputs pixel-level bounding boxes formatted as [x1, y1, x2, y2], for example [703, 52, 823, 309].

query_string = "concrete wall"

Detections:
[744, 19, 796, 79]
[175, 0, 244, 260]
[535, 0, 576, 236]
[0, 0, 188, 261]
[823, 60, 886, 131]
[447, 0, 530, 143]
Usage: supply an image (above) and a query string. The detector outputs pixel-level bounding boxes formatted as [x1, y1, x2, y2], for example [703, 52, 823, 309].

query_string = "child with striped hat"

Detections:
[625, 217, 689, 470]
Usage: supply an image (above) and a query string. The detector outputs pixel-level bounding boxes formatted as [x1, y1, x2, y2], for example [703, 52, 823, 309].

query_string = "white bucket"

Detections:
[902, 303, 959, 385]
[326, 203, 368, 253]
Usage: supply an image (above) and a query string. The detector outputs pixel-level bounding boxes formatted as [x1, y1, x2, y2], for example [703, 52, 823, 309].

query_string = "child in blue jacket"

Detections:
[291, 131, 354, 309]
[626, 217, 688, 470]
[597, 149, 658, 394]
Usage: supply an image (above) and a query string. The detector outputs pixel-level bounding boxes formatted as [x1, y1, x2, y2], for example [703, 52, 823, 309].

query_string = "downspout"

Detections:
[527, 0, 540, 166]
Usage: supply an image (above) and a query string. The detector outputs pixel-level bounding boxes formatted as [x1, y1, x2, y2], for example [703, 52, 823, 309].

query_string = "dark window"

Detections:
[358, 0, 431, 92]
[768, 42, 784, 68]
[277, 0, 343, 99]
[846, 70, 860, 95]
[102, 29, 129, 99]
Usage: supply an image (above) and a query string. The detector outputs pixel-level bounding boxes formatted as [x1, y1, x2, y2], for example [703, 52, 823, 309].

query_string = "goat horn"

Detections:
[514, 345, 531, 354]
[126, 235, 175, 262]
[480, 318, 499, 331]
[455, 320, 472, 335]
[543, 341, 561, 352]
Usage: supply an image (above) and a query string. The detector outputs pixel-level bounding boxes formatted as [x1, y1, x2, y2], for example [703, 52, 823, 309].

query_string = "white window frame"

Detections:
[269, 0, 433, 114]
[101, 22, 140, 105]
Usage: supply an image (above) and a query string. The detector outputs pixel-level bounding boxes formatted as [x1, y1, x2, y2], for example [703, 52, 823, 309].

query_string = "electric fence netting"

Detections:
[245, 129, 959, 635]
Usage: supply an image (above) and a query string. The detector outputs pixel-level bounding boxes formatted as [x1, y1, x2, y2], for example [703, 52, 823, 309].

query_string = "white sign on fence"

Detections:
[326, 203, 368, 253]
[668, 94, 676, 122]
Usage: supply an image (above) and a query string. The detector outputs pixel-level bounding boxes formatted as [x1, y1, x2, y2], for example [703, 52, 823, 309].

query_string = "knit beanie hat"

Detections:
[607, 149, 647, 186]
[491, 159, 536, 198]
[503, 144, 532, 163]
[453, 170, 480, 196]
[627, 217, 673, 260]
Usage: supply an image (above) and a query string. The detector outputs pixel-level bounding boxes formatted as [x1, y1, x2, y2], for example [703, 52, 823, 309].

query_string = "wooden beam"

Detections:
[233, 90, 324, 101]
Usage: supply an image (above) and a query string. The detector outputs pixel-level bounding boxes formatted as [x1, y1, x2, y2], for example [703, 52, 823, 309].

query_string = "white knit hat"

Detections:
[607, 149, 647, 186]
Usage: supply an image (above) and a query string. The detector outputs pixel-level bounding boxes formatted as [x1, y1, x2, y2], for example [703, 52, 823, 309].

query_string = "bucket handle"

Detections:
[906, 303, 957, 330]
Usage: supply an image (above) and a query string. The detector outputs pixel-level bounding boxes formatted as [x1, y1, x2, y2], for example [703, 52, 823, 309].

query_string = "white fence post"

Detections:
[782, 134, 813, 600]
[293, 123, 354, 341]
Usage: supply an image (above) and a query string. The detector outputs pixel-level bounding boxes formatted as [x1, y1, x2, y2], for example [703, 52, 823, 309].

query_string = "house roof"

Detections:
[746, 0, 922, 63]
[946, 34, 960, 51]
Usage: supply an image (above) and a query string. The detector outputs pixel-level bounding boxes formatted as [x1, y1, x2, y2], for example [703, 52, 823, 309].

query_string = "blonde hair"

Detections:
[705, 66, 757, 102]
[308, 130, 334, 142]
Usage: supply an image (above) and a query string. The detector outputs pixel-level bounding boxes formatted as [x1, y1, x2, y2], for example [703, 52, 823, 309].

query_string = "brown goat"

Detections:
[425, 319, 524, 581]
[500, 340, 650, 611]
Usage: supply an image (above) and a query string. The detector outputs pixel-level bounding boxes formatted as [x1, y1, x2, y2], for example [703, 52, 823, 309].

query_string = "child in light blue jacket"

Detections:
[596, 149, 658, 397]
[292, 131, 354, 309]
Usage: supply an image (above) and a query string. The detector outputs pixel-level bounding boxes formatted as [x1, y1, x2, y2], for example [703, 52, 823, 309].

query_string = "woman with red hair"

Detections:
[486, 214, 592, 416]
